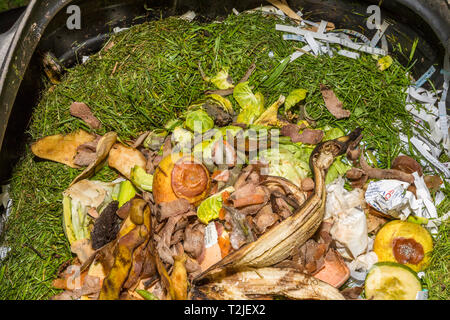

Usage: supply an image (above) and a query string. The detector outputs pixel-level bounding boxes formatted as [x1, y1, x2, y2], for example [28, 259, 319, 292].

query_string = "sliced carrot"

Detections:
[211, 170, 223, 180]
[218, 207, 227, 220]
[313, 249, 350, 288]
[221, 191, 231, 205]
[218, 231, 231, 258]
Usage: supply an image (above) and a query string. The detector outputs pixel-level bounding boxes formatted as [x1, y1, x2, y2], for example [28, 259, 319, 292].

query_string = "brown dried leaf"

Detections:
[71, 239, 95, 265]
[424, 175, 443, 193]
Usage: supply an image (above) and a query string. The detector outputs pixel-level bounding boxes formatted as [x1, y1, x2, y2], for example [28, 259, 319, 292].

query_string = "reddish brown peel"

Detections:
[281, 124, 324, 144]
[320, 84, 351, 119]
[70, 102, 101, 129]
[360, 150, 414, 184]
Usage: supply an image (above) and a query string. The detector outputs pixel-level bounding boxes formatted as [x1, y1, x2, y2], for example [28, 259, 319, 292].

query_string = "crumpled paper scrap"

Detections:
[365, 174, 445, 235]
[325, 178, 368, 260]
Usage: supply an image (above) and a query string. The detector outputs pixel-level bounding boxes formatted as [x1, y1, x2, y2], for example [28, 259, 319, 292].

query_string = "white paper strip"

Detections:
[438, 76, 449, 151]
[0, 246, 11, 261]
[275, 24, 386, 55]
[414, 65, 436, 88]
[332, 29, 370, 44]
[410, 137, 450, 178]
[326, 42, 333, 57]
[317, 20, 328, 34]
[405, 104, 434, 123]
[290, 45, 311, 62]
[301, 19, 319, 27]
[304, 32, 320, 55]
[369, 20, 390, 47]
[381, 35, 389, 53]
[412, 130, 442, 158]
[337, 49, 360, 59]
[282, 34, 305, 42]
[406, 86, 438, 105]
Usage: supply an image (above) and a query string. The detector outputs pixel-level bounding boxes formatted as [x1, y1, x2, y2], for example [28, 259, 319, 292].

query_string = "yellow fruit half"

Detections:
[374, 220, 433, 272]
[153, 153, 210, 205]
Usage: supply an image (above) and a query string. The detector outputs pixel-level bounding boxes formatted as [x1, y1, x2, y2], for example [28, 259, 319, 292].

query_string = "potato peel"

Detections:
[108, 143, 146, 180]
[31, 129, 96, 168]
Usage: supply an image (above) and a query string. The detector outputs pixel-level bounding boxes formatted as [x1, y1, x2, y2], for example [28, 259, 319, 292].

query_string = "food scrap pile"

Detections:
[2, 4, 449, 300]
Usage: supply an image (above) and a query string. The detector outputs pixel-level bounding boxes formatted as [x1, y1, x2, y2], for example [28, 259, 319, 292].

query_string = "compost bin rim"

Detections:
[0, 0, 448, 173]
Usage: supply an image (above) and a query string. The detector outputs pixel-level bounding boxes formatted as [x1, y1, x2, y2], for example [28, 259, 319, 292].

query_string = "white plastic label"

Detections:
[204, 222, 218, 248]
[416, 290, 428, 300]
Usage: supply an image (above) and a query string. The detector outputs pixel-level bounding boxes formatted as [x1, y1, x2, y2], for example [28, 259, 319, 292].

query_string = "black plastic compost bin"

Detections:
[0, 0, 448, 185]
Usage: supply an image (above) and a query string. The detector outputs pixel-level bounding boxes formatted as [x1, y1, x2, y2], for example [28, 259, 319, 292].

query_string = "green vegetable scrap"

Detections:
[136, 289, 159, 300]
[210, 67, 234, 89]
[130, 166, 153, 192]
[234, 82, 265, 125]
[117, 180, 136, 207]
[284, 88, 307, 113]
[185, 109, 215, 133]
[259, 147, 310, 187]
[197, 187, 235, 224]
[143, 129, 168, 151]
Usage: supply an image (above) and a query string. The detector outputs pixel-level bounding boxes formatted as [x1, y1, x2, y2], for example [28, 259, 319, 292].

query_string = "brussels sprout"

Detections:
[172, 127, 194, 152]
[185, 109, 215, 133]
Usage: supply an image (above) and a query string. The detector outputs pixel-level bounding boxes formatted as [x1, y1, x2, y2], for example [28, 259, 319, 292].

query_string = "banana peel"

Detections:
[99, 224, 148, 300]
[98, 199, 152, 299]
[191, 267, 345, 300]
[195, 129, 363, 282]
[123, 199, 153, 290]
[171, 254, 188, 300]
